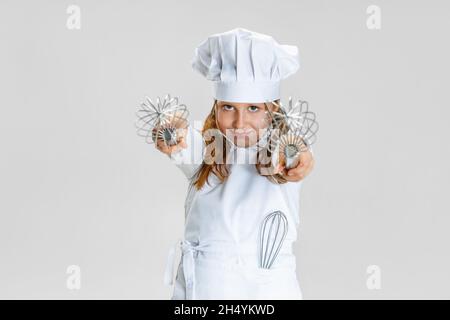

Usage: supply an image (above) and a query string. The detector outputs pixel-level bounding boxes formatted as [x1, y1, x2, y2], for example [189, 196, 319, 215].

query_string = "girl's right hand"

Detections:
[154, 120, 189, 156]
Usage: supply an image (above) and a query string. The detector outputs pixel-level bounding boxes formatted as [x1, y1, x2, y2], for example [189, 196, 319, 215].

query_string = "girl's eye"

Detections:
[223, 105, 234, 111]
[248, 106, 259, 112]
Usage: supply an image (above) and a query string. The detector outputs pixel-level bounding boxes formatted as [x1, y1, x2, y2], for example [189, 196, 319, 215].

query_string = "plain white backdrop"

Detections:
[0, 0, 449, 299]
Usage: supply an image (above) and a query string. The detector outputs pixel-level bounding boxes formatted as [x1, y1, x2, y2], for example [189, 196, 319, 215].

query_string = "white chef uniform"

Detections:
[162, 27, 305, 299]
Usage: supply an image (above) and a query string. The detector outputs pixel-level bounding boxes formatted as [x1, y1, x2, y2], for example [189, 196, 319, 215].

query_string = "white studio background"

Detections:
[1, 0, 449, 299]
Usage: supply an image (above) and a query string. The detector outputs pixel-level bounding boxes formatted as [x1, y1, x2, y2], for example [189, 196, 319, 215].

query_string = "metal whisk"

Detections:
[262, 97, 319, 173]
[259, 210, 289, 269]
[135, 93, 189, 146]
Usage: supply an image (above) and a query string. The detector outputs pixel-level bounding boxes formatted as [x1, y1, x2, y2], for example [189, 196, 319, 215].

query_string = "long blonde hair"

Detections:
[192, 99, 289, 190]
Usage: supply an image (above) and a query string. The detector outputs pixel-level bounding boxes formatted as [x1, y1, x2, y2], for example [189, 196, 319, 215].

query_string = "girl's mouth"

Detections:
[231, 129, 254, 137]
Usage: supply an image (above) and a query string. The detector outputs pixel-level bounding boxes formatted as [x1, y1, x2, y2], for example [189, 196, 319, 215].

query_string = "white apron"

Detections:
[163, 124, 304, 300]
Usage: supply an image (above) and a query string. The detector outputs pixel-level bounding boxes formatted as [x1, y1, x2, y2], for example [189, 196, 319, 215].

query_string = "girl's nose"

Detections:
[234, 110, 246, 128]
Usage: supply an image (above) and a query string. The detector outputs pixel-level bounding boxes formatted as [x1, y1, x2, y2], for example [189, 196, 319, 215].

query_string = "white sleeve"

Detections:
[167, 123, 205, 180]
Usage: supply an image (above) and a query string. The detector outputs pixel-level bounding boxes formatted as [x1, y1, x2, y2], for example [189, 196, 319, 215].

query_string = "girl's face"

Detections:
[216, 100, 274, 148]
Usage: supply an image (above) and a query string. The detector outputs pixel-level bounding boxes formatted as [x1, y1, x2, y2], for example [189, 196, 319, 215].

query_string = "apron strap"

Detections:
[163, 238, 214, 299]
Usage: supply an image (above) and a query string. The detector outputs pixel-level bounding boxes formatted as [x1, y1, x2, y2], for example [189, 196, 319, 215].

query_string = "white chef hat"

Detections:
[191, 27, 300, 103]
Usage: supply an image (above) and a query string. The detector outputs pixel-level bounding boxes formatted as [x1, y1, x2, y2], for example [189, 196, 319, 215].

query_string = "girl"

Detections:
[157, 28, 315, 300]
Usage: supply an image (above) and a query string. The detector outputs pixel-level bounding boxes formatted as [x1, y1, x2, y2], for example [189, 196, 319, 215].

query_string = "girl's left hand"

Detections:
[278, 150, 315, 182]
